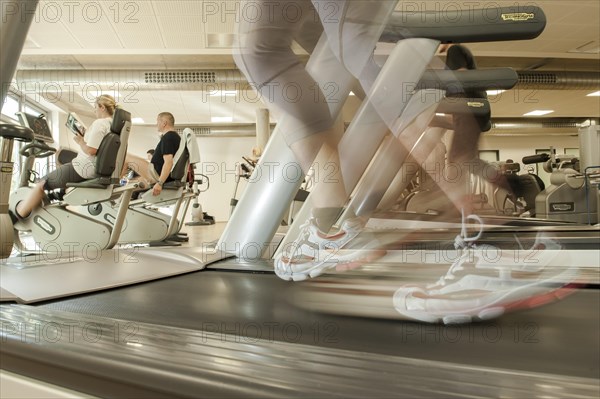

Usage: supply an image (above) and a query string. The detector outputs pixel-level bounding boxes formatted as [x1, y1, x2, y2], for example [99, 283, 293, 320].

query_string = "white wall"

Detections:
[194, 135, 257, 222]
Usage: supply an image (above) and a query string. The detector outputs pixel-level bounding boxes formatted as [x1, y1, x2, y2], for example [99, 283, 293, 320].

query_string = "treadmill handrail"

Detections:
[437, 97, 490, 118]
[382, 6, 546, 43]
[417, 68, 519, 91]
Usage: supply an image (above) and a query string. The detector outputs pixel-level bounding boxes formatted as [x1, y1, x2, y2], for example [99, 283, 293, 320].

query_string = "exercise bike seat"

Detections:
[0, 123, 33, 142]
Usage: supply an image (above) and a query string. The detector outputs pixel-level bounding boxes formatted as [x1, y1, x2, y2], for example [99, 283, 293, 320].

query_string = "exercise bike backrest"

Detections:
[167, 144, 189, 188]
[67, 107, 131, 189]
[163, 128, 196, 189]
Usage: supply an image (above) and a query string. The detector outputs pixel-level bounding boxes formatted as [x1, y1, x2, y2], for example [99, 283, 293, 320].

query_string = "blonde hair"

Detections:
[95, 94, 117, 116]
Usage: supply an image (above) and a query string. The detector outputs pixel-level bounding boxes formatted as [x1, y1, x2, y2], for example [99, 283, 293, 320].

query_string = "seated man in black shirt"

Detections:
[123, 112, 181, 196]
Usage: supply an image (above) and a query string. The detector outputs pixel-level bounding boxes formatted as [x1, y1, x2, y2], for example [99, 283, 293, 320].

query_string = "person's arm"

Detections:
[73, 134, 98, 155]
[152, 154, 174, 196]
[74, 118, 108, 156]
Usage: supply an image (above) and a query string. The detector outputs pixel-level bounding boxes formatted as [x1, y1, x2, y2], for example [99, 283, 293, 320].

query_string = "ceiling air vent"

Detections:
[490, 118, 596, 131]
[541, 120, 583, 129]
[518, 72, 557, 85]
[144, 71, 217, 84]
[177, 127, 212, 136]
[516, 71, 599, 90]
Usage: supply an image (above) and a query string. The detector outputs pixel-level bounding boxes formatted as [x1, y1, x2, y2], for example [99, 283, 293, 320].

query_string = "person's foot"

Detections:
[275, 217, 385, 281]
[46, 190, 64, 203]
[393, 215, 580, 324]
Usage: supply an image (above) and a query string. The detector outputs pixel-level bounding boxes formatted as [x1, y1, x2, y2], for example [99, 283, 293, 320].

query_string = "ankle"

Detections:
[312, 207, 343, 232]
[15, 203, 31, 219]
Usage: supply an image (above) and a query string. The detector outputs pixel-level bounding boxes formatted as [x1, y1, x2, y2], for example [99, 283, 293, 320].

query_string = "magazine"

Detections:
[65, 112, 87, 136]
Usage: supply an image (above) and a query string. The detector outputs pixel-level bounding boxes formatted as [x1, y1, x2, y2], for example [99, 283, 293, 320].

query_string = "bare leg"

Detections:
[445, 115, 482, 215]
[122, 153, 156, 183]
[16, 180, 45, 218]
[290, 122, 349, 231]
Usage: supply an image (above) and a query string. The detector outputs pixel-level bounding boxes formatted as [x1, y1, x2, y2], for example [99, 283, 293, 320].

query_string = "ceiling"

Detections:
[14, 0, 600, 126]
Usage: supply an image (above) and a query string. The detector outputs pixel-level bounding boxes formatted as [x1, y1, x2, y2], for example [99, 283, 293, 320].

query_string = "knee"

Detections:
[37, 180, 47, 191]
[234, 32, 298, 87]
[234, 48, 275, 87]
[232, 50, 246, 72]
[124, 152, 134, 165]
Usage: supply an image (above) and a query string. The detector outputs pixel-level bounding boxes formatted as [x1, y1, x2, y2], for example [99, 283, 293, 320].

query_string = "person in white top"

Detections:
[15, 95, 116, 219]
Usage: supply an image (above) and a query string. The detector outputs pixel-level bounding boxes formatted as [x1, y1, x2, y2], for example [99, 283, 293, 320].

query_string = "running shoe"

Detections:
[275, 217, 384, 281]
[393, 212, 579, 324]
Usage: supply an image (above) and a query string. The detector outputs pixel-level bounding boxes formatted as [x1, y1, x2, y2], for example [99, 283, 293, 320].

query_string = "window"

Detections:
[478, 150, 499, 163]
[1, 95, 20, 122]
[24, 104, 45, 118]
[564, 148, 580, 157]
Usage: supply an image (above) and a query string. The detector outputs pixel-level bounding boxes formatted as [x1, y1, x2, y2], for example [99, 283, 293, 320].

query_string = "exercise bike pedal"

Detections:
[167, 234, 189, 242]
[148, 240, 182, 247]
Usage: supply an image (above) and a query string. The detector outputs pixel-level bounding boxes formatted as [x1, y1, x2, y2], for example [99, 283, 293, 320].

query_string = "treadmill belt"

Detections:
[1, 268, 598, 398]
[33, 269, 600, 378]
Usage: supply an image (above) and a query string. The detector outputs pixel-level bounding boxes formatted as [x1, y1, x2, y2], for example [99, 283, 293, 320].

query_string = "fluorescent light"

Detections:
[210, 90, 237, 97]
[435, 113, 446, 116]
[211, 116, 233, 123]
[486, 89, 506, 95]
[523, 110, 554, 116]
[349, 91, 356, 96]
[132, 117, 145, 124]
[587, 91, 600, 97]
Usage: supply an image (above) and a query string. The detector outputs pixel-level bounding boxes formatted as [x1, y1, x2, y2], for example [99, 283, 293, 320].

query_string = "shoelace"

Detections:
[282, 218, 318, 266]
[453, 210, 483, 250]
[435, 209, 484, 287]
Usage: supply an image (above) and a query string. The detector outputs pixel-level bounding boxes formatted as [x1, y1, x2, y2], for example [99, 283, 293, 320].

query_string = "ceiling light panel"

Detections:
[523, 110, 555, 116]
[206, 33, 235, 48]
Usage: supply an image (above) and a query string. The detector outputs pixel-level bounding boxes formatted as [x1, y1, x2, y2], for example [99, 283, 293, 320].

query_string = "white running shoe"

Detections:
[275, 217, 384, 281]
[393, 212, 580, 324]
